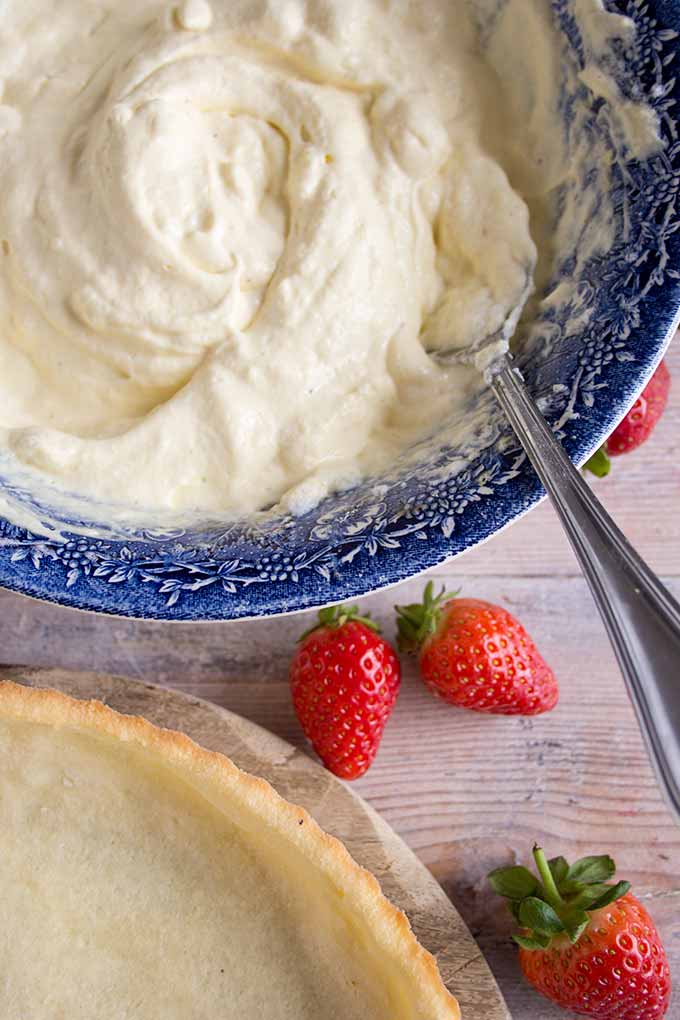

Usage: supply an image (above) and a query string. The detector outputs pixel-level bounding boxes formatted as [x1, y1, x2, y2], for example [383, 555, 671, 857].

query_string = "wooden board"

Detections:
[1, 665, 510, 1020]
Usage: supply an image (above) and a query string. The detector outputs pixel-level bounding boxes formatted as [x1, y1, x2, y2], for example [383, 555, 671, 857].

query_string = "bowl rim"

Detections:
[1, 0, 679, 621]
[0, 325, 675, 622]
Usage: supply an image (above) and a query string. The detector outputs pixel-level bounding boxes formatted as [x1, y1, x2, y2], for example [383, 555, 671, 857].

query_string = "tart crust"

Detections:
[0, 679, 460, 1019]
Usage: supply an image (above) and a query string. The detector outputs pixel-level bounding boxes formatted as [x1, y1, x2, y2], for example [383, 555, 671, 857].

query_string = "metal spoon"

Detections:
[430, 272, 680, 822]
[486, 354, 680, 822]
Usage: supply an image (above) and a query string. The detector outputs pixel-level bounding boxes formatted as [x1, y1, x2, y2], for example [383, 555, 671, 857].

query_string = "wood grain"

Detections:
[0, 666, 509, 1020]
[1, 338, 678, 1019]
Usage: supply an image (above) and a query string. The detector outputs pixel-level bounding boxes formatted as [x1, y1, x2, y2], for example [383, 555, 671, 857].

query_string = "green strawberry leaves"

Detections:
[564, 913, 590, 945]
[518, 898, 564, 934]
[299, 604, 380, 641]
[395, 581, 459, 653]
[514, 932, 552, 951]
[488, 866, 539, 901]
[563, 854, 616, 888]
[581, 880, 631, 912]
[489, 846, 630, 952]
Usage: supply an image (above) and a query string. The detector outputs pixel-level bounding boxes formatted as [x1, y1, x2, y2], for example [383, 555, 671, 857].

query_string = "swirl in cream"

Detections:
[0, 0, 535, 514]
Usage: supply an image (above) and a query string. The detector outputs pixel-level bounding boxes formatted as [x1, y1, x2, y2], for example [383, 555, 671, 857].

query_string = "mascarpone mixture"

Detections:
[0, 0, 659, 522]
[0, 0, 538, 515]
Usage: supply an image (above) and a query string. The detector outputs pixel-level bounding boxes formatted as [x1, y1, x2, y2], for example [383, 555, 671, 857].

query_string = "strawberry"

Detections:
[489, 845, 671, 1019]
[289, 604, 400, 780]
[395, 583, 558, 715]
[586, 359, 671, 477]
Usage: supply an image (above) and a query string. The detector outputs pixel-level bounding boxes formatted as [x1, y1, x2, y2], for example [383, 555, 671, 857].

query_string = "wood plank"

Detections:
[2, 576, 679, 1017]
[2, 573, 678, 691]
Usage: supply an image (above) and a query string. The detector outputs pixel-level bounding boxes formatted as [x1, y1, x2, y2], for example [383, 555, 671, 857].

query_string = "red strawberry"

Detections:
[289, 604, 400, 780]
[396, 583, 557, 715]
[586, 359, 671, 477]
[489, 845, 671, 1019]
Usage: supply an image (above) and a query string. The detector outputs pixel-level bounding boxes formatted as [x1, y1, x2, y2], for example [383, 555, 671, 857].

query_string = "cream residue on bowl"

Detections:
[0, 0, 659, 526]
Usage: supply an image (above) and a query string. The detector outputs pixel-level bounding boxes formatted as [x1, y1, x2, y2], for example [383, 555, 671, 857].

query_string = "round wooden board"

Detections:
[2, 666, 510, 1020]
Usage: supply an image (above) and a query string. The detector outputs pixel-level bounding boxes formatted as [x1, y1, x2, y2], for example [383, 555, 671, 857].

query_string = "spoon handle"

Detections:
[492, 359, 680, 821]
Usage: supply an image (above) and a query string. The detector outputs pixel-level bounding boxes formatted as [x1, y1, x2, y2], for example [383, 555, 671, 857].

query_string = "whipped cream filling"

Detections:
[0, 0, 659, 524]
[0, 0, 536, 516]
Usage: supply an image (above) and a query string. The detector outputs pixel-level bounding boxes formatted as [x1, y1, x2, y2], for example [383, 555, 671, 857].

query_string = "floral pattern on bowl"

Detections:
[1, 0, 679, 620]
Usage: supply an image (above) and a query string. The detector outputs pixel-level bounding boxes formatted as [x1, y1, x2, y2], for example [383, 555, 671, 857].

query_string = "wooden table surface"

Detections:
[1, 339, 678, 1020]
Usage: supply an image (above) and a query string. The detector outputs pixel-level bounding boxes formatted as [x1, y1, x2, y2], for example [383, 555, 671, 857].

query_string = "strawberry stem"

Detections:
[533, 844, 564, 913]
[488, 846, 633, 951]
[584, 447, 611, 478]
[298, 603, 380, 641]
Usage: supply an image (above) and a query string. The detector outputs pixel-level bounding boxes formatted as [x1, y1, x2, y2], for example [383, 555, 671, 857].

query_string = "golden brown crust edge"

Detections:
[0, 679, 460, 1020]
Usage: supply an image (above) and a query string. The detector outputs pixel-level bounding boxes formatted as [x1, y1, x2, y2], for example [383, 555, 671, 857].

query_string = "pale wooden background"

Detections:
[1, 339, 678, 1019]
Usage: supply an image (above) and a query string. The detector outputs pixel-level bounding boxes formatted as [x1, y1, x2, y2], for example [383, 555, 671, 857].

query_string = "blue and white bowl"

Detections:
[1, 0, 679, 621]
